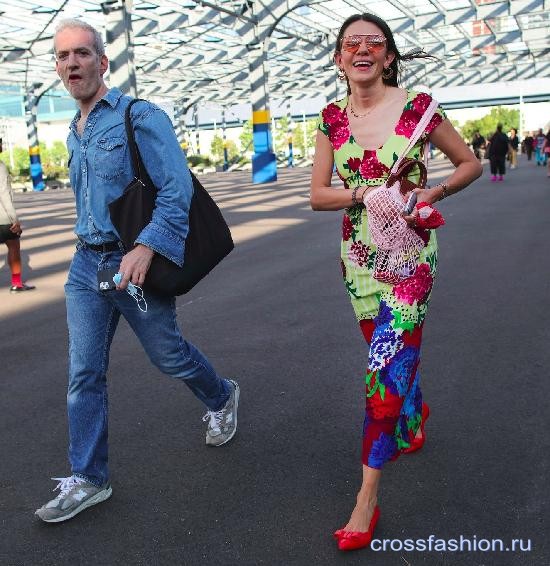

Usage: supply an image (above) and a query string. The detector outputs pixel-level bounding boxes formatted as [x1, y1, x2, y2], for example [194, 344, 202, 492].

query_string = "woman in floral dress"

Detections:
[310, 13, 482, 551]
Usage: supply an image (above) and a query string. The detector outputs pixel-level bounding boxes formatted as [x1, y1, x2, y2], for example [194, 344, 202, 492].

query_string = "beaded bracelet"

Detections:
[351, 186, 360, 206]
[434, 182, 449, 200]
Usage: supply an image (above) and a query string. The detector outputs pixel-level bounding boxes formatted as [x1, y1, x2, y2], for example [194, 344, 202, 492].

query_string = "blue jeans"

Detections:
[65, 243, 230, 486]
[535, 147, 547, 166]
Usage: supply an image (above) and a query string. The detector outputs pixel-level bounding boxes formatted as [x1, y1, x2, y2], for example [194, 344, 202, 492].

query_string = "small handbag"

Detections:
[363, 98, 442, 284]
[108, 99, 234, 296]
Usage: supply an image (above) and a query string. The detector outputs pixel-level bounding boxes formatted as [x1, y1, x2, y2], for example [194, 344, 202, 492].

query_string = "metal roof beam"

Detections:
[445, 7, 476, 26]
[476, 1, 510, 20]
[510, 0, 545, 16]
[415, 12, 445, 30]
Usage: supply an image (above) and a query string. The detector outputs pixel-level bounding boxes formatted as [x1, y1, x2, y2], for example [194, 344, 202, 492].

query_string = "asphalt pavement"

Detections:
[1, 158, 548, 566]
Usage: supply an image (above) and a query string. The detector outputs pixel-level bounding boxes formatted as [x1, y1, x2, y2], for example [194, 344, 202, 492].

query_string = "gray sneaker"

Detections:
[35, 476, 112, 523]
[203, 379, 240, 447]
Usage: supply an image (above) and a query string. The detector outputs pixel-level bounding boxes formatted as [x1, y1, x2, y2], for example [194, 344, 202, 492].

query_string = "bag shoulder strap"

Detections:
[124, 98, 153, 187]
[389, 98, 439, 175]
[125, 97, 201, 192]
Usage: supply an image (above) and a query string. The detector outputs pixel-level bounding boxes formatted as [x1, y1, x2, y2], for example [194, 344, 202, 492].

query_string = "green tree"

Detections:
[38, 140, 70, 180]
[0, 151, 9, 170]
[49, 141, 70, 166]
[0, 142, 70, 180]
[292, 118, 317, 157]
[273, 116, 299, 155]
[5, 147, 32, 178]
[239, 119, 253, 153]
[210, 134, 238, 164]
[461, 107, 519, 142]
[211, 134, 224, 161]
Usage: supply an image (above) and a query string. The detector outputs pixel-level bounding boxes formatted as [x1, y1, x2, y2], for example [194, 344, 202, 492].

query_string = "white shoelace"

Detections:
[202, 409, 224, 433]
[51, 476, 85, 498]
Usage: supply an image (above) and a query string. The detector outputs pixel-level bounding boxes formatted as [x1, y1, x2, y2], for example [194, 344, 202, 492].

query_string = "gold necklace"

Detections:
[349, 90, 385, 118]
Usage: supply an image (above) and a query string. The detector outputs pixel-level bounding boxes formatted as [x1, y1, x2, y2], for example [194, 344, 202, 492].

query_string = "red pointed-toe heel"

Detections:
[402, 402, 430, 454]
[334, 506, 381, 551]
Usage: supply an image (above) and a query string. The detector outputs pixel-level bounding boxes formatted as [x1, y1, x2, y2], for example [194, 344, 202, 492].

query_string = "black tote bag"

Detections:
[108, 99, 234, 296]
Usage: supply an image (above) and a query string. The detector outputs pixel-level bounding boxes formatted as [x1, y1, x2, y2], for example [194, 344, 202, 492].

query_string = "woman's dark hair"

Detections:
[334, 13, 435, 94]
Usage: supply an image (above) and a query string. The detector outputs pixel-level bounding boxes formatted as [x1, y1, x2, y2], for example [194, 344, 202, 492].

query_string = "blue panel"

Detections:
[252, 151, 277, 184]
[29, 155, 45, 190]
[30, 163, 42, 175]
[253, 123, 272, 153]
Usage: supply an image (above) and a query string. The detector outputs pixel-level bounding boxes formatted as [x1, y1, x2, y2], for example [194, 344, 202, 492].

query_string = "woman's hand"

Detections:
[416, 186, 443, 206]
[401, 187, 441, 228]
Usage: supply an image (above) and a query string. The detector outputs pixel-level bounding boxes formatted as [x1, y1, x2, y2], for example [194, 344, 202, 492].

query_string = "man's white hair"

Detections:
[54, 19, 105, 57]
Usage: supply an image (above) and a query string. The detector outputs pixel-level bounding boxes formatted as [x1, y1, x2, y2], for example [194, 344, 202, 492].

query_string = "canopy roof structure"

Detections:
[0, 0, 549, 108]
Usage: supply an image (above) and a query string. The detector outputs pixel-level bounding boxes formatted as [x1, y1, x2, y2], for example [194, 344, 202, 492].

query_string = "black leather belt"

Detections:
[79, 239, 121, 252]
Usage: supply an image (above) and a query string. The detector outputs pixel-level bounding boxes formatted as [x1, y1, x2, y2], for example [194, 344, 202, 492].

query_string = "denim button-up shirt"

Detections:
[67, 87, 192, 266]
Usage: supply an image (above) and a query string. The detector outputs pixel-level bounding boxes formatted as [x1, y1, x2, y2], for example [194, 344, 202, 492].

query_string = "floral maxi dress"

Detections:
[317, 91, 446, 469]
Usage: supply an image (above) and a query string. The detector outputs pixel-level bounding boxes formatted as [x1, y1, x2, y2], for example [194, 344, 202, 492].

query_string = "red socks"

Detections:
[11, 272, 22, 288]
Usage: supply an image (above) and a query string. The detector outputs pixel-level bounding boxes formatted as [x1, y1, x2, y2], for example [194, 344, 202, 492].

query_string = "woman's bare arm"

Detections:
[418, 119, 483, 205]
[310, 130, 366, 211]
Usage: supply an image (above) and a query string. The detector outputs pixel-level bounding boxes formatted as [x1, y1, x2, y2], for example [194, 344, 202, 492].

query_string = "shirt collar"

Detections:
[102, 87, 124, 108]
[69, 87, 124, 134]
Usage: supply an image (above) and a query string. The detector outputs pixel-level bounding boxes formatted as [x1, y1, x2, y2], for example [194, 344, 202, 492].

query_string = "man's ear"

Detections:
[99, 54, 109, 76]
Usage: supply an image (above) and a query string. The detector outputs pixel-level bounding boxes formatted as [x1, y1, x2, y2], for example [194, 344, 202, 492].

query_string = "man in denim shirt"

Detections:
[35, 19, 240, 523]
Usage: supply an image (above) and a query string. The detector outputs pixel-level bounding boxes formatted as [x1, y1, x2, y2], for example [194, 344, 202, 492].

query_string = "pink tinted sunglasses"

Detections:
[342, 34, 386, 54]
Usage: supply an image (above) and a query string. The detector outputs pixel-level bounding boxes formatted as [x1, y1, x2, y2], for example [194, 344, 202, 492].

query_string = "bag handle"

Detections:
[386, 157, 427, 191]
[389, 98, 439, 175]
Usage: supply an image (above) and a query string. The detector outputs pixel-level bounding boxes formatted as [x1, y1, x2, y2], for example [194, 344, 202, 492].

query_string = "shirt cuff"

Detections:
[135, 222, 185, 267]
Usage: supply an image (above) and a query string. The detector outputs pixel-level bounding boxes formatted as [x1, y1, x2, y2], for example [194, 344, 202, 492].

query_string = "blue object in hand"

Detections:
[113, 272, 147, 312]
[113, 272, 137, 293]
[113, 273, 138, 295]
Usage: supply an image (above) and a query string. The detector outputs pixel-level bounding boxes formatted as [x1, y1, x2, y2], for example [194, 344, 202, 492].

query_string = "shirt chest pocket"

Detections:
[94, 136, 126, 180]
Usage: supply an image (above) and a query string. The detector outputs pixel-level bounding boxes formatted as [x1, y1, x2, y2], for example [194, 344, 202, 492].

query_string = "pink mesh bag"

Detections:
[363, 99, 439, 285]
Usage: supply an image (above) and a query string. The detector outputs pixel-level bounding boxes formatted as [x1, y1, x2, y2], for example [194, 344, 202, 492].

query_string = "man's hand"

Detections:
[10, 222, 22, 236]
[117, 244, 155, 289]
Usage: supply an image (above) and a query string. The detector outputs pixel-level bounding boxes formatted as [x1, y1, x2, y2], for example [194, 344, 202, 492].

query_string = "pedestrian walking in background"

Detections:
[487, 124, 509, 181]
[508, 128, 519, 169]
[0, 139, 36, 293]
[310, 12, 482, 553]
[542, 130, 550, 178]
[535, 128, 547, 166]
[471, 131, 485, 161]
[522, 132, 533, 161]
[35, 19, 240, 523]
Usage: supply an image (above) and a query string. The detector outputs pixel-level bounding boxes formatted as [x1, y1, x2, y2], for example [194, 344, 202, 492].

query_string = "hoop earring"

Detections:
[337, 68, 347, 81]
[382, 67, 394, 80]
